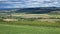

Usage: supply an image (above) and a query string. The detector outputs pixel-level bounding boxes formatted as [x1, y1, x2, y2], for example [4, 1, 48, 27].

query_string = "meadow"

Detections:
[0, 13, 60, 34]
[0, 24, 60, 34]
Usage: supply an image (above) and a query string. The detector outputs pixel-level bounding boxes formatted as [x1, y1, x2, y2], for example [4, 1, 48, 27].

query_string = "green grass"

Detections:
[0, 20, 60, 27]
[0, 24, 60, 34]
[0, 19, 60, 34]
[0, 13, 60, 34]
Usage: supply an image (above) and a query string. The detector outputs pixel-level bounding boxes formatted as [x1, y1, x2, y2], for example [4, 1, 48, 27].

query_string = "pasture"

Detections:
[0, 13, 60, 34]
[0, 24, 60, 34]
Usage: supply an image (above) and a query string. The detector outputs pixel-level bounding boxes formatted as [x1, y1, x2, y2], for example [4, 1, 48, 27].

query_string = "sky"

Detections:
[0, 0, 60, 8]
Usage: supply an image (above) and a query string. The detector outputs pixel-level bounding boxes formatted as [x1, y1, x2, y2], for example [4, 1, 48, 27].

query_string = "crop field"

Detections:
[0, 13, 60, 34]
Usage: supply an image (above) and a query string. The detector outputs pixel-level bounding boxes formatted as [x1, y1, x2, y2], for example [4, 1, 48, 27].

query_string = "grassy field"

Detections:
[11, 14, 60, 19]
[0, 14, 60, 34]
[0, 24, 60, 34]
[1, 13, 60, 19]
[0, 19, 60, 27]
[0, 19, 60, 34]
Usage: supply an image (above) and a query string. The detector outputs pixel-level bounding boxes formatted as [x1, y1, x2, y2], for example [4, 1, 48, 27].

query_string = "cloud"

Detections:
[0, 0, 60, 8]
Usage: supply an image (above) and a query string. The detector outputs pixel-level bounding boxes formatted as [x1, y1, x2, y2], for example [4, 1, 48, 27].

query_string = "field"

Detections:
[0, 24, 60, 34]
[0, 13, 60, 34]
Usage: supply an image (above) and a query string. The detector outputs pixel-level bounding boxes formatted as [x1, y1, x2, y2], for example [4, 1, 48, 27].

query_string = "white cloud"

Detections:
[0, 0, 60, 8]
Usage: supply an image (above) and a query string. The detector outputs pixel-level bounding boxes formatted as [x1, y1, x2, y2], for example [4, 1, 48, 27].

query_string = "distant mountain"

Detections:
[0, 8, 20, 13]
[0, 7, 60, 14]
[0, 8, 20, 10]
[16, 7, 60, 14]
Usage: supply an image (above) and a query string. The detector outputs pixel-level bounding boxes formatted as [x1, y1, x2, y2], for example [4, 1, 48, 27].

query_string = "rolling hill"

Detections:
[0, 7, 60, 14]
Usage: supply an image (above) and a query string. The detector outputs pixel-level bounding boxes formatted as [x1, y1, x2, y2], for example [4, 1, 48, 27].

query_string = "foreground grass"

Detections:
[0, 18, 60, 34]
[0, 24, 60, 34]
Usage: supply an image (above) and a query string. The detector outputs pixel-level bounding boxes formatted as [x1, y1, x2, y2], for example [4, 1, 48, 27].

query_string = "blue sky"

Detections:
[0, 0, 60, 8]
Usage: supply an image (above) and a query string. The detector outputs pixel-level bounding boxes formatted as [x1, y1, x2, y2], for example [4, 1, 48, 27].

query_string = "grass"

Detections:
[0, 24, 60, 34]
[1, 13, 60, 19]
[0, 19, 60, 34]
[0, 14, 60, 34]
[0, 19, 60, 27]
[11, 14, 60, 19]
